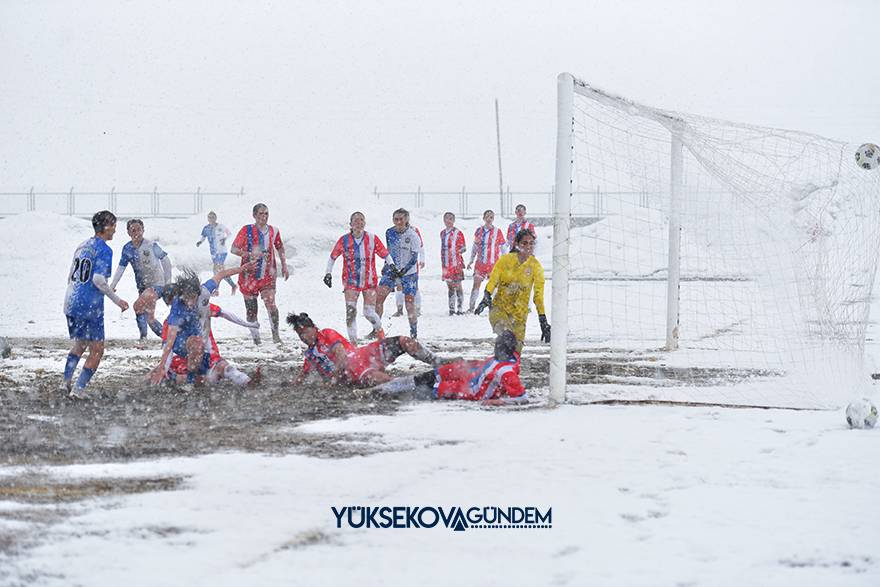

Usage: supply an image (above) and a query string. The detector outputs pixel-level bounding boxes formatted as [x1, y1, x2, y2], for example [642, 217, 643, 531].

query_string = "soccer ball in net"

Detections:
[854, 143, 880, 170]
[845, 398, 878, 429]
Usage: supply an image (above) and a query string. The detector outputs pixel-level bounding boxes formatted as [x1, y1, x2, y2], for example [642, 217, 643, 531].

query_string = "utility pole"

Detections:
[495, 98, 504, 215]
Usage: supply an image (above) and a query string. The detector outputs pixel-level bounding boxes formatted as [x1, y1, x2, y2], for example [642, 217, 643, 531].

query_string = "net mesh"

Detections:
[562, 79, 880, 408]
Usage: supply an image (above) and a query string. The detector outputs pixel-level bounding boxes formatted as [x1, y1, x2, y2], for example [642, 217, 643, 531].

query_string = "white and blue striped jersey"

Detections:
[383, 227, 422, 277]
[116, 239, 169, 291]
[64, 237, 113, 318]
[199, 223, 231, 258]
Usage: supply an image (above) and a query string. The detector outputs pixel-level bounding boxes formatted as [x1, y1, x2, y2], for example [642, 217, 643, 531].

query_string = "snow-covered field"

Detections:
[1, 199, 879, 586]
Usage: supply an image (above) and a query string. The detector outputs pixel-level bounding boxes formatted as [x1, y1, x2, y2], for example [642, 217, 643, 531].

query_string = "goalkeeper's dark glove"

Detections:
[539, 314, 551, 343]
[195, 240, 202, 247]
[323, 273, 332, 288]
[474, 290, 493, 315]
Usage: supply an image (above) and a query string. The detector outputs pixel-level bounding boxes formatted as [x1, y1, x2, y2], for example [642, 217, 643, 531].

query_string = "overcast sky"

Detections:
[1, 0, 878, 200]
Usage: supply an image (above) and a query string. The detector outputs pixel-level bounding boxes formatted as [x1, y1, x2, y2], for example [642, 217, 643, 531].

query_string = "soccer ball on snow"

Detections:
[845, 397, 878, 429]
[854, 143, 880, 170]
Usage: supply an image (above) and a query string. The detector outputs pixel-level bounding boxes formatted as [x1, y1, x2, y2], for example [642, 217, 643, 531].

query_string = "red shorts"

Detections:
[169, 338, 221, 375]
[345, 340, 387, 385]
[473, 261, 495, 279]
[442, 265, 464, 283]
[238, 273, 276, 297]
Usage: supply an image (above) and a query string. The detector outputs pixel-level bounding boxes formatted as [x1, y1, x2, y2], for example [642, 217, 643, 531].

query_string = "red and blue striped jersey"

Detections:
[329, 231, 389, 289]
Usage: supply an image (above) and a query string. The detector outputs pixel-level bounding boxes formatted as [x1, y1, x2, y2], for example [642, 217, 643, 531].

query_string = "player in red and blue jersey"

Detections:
[148, 262, 255, 386]
[109, 218, 172, 343]
[324, 211, 393, 344]
[196, 211, 237, 295]
[372, 330, 527, 405]
[376, 208, 423, 338]
[231, 203, 289, 344]
[62, 211, 130, 399]
[439, 211, 467, 315]
[505, 204, 537, 250]
[289, 312, 441, 387]
[466, 209, 507, 312]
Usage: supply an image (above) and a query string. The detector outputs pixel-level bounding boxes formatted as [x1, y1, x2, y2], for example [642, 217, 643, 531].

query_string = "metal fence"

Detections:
[0, 187, 246, 218]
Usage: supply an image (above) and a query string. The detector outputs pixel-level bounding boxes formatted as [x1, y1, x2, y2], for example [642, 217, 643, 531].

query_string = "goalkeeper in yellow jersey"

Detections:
[474, 229, 550, 350]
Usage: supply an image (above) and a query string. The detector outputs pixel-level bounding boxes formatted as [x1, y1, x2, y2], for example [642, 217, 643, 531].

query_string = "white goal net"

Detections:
[550, 73, 880, 408]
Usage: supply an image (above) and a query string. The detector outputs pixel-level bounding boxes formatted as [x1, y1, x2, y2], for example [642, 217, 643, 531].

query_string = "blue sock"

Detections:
[148, 319, 163, 337]
[75, 367, 95, 390]
[135, 313, 148, 338]
[63, 353, 81, 381]
[187, 371, 196, 384]
[410, 322, 417, 338]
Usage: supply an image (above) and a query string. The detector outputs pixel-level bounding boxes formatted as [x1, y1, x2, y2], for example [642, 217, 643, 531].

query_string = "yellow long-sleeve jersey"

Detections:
[485, 253, 546, 321]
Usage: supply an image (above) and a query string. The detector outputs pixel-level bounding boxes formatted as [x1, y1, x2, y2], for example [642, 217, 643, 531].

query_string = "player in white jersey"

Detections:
[62, 211, 130, 399]
[109, 219, 172, 343]
[196, 211, 237, 295]
[393, 224, 425, 317]
[376, 208, 422, 338]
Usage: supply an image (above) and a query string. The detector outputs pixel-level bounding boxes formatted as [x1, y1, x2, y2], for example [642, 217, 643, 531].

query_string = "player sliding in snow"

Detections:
[162, 301, 260, 388]
[196, 211, 237, 295]
[109, 218, 172, 343]
[370, 330, 527, 405]
[287, 311, 442, 387]
[324, 211, 394, 344]
[148, 263, 255, 386]
[230, 203, 289, 345]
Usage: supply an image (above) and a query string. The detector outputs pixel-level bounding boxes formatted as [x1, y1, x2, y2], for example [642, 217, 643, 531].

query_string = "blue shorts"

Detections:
[379, 268, 419, 296]
[66, 314, 104, 341]
[212, 252, 228, 265]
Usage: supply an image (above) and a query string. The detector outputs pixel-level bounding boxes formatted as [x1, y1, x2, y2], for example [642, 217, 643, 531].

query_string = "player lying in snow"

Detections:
[370, 330, 527, 405]
[287, 312, 442, 387]
[161, 302, 260, 387]
[148, 263, 255, 386]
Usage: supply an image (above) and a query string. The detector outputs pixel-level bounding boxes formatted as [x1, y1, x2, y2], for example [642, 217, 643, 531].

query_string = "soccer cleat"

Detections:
[449, 309, 456, 316]
[272, 333, 283, 344]
[367, 328, 385, 340]
[392, 308, 404, 317]
[59, 379, 72, 395]
[68, 387, 90, 400]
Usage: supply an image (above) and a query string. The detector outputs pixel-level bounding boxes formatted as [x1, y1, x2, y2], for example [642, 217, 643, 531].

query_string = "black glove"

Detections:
[196, 240, 202, 247]
[474, 291, 493, 315]
[323, 273, 332, 288]
[539, 314, 551, 343]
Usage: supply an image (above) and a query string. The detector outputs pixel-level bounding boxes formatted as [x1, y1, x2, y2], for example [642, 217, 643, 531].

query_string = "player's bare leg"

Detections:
[375, 284, 393, 320]
[133, 288, 162, 339]
[213, 262, 237, 295]
[244, 296, 260, 344]
[260, 288, 282, 344]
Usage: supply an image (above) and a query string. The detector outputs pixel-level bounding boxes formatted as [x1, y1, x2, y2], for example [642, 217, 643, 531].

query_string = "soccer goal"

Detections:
[550, 73, 880, 408]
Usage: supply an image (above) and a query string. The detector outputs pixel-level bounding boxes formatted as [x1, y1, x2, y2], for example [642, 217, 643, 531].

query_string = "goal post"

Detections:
[549, 73, 880, 408]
